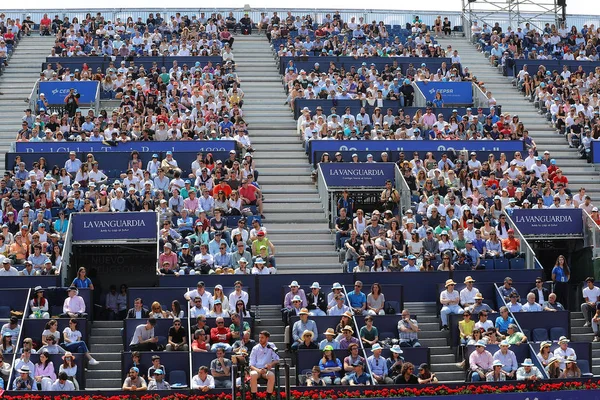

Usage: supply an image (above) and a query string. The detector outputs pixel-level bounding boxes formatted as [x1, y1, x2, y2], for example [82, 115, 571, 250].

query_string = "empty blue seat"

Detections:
[479, 259, 494, 270]
[577, 359, 594, 378]
[494, 259, 509, 269]
[0, 306, 10, 318]
[549, 327, 566, 341]
[532, 328, 549, 342]
[510, 258, 525, 270]
[169, 370, 187, 385]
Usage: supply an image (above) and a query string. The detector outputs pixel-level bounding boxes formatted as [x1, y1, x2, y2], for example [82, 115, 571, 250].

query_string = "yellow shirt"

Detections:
[458, 319, 475, 339]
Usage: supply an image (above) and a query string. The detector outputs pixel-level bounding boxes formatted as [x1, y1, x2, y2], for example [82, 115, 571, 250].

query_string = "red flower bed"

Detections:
[3, 380, 600, 400]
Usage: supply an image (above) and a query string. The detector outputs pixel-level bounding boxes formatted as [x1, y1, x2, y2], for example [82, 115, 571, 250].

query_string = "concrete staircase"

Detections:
[0, 35, 55, 172]
[404, 302, 464, 383]
[85, 320, 124, 390]
[234, 35, 338, 273]
[254, 305, 296, 385]
[438, 36, 600, 199]
[570, 311, 600, 376]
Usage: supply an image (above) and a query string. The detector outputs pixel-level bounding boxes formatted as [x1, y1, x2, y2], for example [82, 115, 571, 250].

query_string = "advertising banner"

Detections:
[14, 141, 236, 154]
[39, 81, 99, 104]
[416, 81, 473, 104]
[71, 212, 157, 242]
[320, 163, 395, 187]
[511, 209, 583, 237]
[308, 140, 524, 164]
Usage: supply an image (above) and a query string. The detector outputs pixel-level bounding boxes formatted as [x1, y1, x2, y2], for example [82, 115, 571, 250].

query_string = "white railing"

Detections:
[93, 81, 101, 116]
[28, 78, 40, 112]
[412, 82, 427, 107]
[505, 213, 539, 270]
[582, 210, 600, 259]
[58, 213, 74, 284]
[316, 163, 335, 227]
[472, 82, 488, 109]
[155, 211, 161, 275]
[395, 163, 412, 215]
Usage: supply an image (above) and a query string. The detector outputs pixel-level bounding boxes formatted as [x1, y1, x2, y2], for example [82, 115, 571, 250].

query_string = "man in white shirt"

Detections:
[582, 277, 600, 327]
[51, 372, 75, 391]
[553, 336, 576, 370]
[0, 258, 18, 276]
[460, 276, 480, 308]
[191, 366, 215, 390]
[184, 281, 213, 308]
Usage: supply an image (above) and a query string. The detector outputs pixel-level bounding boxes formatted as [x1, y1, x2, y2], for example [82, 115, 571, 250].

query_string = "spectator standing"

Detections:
[582, 277, 600, 327]
[552, 255, 570, 308]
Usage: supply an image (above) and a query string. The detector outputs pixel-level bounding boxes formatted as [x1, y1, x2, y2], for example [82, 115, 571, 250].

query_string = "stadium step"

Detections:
[234, 34, 337, 274]
[442, 36, 600, 200]
[0, 34, 55, 173]
[86, 320, 124, 391]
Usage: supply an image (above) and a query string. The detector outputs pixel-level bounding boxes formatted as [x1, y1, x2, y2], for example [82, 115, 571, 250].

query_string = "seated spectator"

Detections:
[366, 283, 385, 316]
[232, 330, 256, 354]
[521, 293, 543, 312]
[494, 307, 514, 335]
[501, 229, 521, 259]
[339, 325, 360, 350]
[192, 329, 210, 352]
[251, 257, 275, 274]
[458, 310, 474, 345]
[469, 340, 493, 382]
[127, 298, 150, 319]
[505, 324, 527, 345]
[582, 277, 600, 327]
[440, 279, 463, 331]
[149, 302, 169, 319]
[190, 297, 210, 318]
[298, 330, 318, 350]
[475, 310, 494, 332]
[329, 295, 350, 316]
[51, 371, 75, 391]
[210, 347, 232, 388]
[394, 362, 418, 384]
[29, 286, 49, 319]
[560, 357, 581, 378]
[507, 292, 522, 313]
[368, 343, 393, 384]
[209, 300, 230, 318]
[185, 281, 213, 309]
[63, 318, 99, 365]
[307, 282, 327, 317]
[492, 341, 518, 379]
[348, 280, 368, 316]
[306, 366, 326, 386]
[210, 317, 232, 352]
[470, 293, 495, 314]
[122, 367, 147, 391]
[249, 331, 279, 398]
[229, 281, 249, 311]
[33, 351, 55, 391]
[147, 355, 165, 377]
[398, 309, 421, 347]
[417, 363, 438, 384]
[486, 360, 506, 382]
[291, 308, 318, 351]
[166, 318, 188, 351]
[516, 358, 542, 381]
[554, 336, 576, 370]
[13, 365, 36, 391]
[0, 258, 18, 276]
[499, 277, 519, 302]
[319, 328, 339, 350]
[543, 293, 565, 311]
[148, 369, 171, 390]
[129, 318, 158, 352]
[348, 361, 371, 386]
[61, 286, 87, 318]
[38, 334, 65, 354]
[529, 277, 550, 306]
[1, 316, 20, 348]
[546, 357, 561, 379]
[359, 316, 379, 348]
[460, 276, 480, 308]
[191, 366, 215, 391]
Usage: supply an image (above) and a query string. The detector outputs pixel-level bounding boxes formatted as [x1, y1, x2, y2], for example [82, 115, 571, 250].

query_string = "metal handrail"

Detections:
[316, 163, 333, 227]
[412, 82, 427, 108]
[394, 163, 411, 215]
[504, 213, 539, 270]
[343, 284, 376, 385]
[493, 283, 549, 380]
[58, 212, 74, 282]
[582, 210, 600, 259]
[471, 82, 488, 109]
[155, 211, 161, 275]
[8, 288, 32, 389]
[187, 289, 193, 388]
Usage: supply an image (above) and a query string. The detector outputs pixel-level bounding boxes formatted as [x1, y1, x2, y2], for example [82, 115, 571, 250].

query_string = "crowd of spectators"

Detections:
[472, 21, 600, 63]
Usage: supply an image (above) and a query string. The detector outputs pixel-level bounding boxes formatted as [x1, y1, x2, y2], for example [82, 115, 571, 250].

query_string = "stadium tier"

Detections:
[1, 8, 600, 400]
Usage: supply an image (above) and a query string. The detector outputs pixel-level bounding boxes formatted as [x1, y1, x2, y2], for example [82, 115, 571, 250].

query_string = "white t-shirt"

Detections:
[583, 286, 600, 303]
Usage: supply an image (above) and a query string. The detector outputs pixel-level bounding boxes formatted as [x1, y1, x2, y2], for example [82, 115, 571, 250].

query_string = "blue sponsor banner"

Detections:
[592, 141, 600, 164]
[320, 163, 395, 187]
[39, 81, 99, 104]
[308, 140, 524, 164]
[71, 212, 157, 242]
[416, 81, 473, 104]
[512, 209, 583, 237]
[14, 141, 236, 154]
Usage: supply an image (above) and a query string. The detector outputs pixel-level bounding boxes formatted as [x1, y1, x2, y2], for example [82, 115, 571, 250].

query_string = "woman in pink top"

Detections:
[34, 351, 56, 391]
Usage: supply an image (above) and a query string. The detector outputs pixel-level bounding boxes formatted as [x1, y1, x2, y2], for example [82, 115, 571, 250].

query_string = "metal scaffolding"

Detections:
[462, 0, 565, 38]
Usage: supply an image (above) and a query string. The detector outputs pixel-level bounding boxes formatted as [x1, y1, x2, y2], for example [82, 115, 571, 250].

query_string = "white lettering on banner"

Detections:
[83, 219, 147, 229]
[514, 215, 573, 224]
[329, 169, 386, 176]
[428, 88, 455, 95]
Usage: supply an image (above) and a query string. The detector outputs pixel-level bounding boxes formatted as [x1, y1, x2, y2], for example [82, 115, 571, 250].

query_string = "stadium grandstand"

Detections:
[1, 6, 600, 400]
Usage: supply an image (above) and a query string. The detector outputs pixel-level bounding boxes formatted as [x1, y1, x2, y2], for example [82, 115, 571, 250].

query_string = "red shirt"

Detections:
[239, 184, 258, 203]
[553, 175, 568, 186]
[40, 17, 51, 27]
[212, 183, 232, 198]
[210, 327, 232, 344]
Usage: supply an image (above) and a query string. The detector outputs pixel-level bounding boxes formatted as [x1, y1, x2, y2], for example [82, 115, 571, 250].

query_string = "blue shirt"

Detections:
[72, 277, 92, 289]
[552, 266, 569, 282]
[347, 291, 366, 308]
[367, 355, 388, 377]
[348, 371, 371, 385]
[495, 316, 514, 332]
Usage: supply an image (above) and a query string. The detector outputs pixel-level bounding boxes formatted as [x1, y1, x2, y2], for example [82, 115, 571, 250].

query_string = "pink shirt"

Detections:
[184, 197, 200, 214]
[35, 361, 56, 380]
[469, 349, 493, 370]
[63, 295, 86, 314]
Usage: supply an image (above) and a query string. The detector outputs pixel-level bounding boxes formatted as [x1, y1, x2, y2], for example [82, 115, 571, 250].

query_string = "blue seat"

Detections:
[532, 328, 549, 342]
[169, 370, 187, 385]
[479, 259, 494, 270]
[227, 216, 241, 227]
[577, 359, 594, 378]
[385, 301, 401, 315]
[246, 215, 261, 227]
[510, 258, 525, 270]
[549, 327, 566, 341]
[347, 261, 357, 273]
[494, 259, 509, 269]
[522, 329, 531, 341]
[0, 306, 10, 318]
